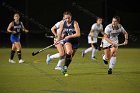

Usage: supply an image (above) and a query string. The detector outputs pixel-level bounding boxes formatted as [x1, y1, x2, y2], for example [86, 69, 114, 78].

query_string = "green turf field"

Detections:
[0, 48, 140, 93]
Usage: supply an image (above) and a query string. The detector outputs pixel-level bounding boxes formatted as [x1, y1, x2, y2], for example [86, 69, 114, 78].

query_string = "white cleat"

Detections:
[46, 54, 51, 64]
[9, 59, 16, 63]
[19, 59, 24, 64]
[55, 66, 62, 70]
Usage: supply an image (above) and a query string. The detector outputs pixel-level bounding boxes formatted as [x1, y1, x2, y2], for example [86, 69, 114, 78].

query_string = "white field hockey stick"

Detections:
[97, 36, 103, 39]
[32, 39, 65, 56]
[45, 36, 55, 38]
[117, 43, 125, 46]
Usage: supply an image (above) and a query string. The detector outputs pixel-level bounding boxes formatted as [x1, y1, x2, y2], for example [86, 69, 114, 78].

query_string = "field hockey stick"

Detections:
[117, 43, 125, 46]
[97, 36, 103, 39]
[32, 39, 64, 56]
[32, 44, 55, 56]
[45, 35, 55, 38]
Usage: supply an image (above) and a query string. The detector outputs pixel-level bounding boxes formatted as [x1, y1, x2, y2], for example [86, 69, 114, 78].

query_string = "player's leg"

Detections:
[54, 44, 65, 70]
[55, 58, 65, 70]
[91, 43, 98, 60]
[82, 46, 92, 57]
[46, 53, 60, 64]
[46, 43, 64, 65]
[61, 42, 73, 75]
[64, 42, 73, 67]
[14, 42, 24, 63]
[103, 48, 111, 64]
[102, 40, 112, 64]
[46, 38, 61, 63]
[108, 47, 118, 74]
[9, 36, 16, 63]
[82, 36, 93, 57]
[9, 43, 16, 63]
[91, 38, 98, 60]
[49, 53, 60, 59]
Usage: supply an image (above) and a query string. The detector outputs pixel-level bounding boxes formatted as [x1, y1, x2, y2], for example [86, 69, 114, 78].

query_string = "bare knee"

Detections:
[66, 50, 73, 55]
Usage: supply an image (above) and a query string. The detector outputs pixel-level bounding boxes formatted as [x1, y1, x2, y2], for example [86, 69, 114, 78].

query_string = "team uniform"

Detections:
[55, 21, 61, 33]
[102, 23, 126, 74]
[46, 20, 65, 70]
[88, 23, 103, 44]
[61, 20, 80, 75]
[8, 21, 25, 63]
[82, 23, 103, 59]
[10, 21, 23, 44]
[102, 24, 125, 48]
[62, 20, 79, 49]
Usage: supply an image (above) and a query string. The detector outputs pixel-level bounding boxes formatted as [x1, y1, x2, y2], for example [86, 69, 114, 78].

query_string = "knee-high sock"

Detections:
[64, 54, 72, 68]
[50, 53, 60, 59]
[10, 50, 15, 60]
[92, 48, 97, 58]
[109, 57, 116, 69]
[56, 56, 65, 67]
[17, 50, 22, 60]
[84, 47, 92, 54]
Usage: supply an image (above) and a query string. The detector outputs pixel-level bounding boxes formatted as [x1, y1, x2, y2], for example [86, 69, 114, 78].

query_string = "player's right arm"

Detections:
[89, 30, 94, 41]
[104, 26, 117, 47]
[51, 25, 57, 37]
[56, 21, 64, 42]
[89, 24, 95, 40]
[7, 22, 16, 34]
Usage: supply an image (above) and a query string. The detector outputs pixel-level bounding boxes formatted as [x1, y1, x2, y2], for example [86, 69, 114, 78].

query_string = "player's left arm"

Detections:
[21, 22, 29, 33]
[100, 25, 105, 36]
[122, 31, 128, 45]
[89, 30, 94, 41]
[64, 21, 80, 40]
[120, 25, 128, 45]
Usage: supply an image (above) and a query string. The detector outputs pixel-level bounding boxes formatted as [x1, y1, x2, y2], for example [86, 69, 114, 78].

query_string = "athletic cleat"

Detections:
[61, 66, 67, 75]
[46, 54, 51, 64]
[9, 59, 16, 63]
[108, 68, 112, 74]
[55, 66, 62, 70]
[81, 51, 85, 58]
[103, 60, 108, 64]
[19, 59, 24, 63]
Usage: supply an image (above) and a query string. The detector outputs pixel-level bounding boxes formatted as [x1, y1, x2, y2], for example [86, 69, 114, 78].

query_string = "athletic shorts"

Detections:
[102, 39, 111, 48]
[88, 36, 97, 44]
[64, 38, 79, 49]
[10, 35, 20, 44]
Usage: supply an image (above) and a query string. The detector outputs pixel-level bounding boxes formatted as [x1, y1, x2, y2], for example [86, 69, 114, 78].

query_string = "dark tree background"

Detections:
[0, 0, 140, 48]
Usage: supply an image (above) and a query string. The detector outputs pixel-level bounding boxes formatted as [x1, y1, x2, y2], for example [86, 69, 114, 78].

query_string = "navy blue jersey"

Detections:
[62, 20, 75, 37]
[62, 20, 79, 48]
[11, 21, 23, 36]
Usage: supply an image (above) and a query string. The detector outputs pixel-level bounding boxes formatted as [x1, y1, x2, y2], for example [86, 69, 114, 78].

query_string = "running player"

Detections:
[102, 16, 128, 74]
[7, 13, 29, 63]
[82, 17, 104, 60]
[46, 19, 65, 70]
[56, 11, 80, 75]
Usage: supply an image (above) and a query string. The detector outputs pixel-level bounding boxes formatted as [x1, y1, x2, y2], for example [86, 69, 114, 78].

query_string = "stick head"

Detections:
[32, 51, 39, 56]
[118, 43, 125, 46]
[32, 52, 35, 56]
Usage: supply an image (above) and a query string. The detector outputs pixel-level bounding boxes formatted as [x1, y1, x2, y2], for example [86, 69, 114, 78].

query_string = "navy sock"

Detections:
[64, 54, 72, 68]
[10, 50, 15, 60]
[17, 51, 22, 60]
